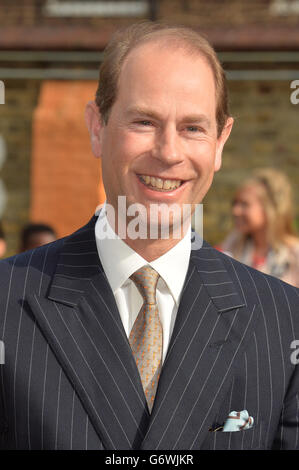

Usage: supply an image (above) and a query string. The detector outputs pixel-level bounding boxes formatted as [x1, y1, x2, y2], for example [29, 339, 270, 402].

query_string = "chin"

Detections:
[235, 225, 248, 234]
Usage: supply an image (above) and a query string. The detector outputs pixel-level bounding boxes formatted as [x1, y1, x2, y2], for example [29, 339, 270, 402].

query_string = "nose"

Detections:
[153, 125, 183, 166]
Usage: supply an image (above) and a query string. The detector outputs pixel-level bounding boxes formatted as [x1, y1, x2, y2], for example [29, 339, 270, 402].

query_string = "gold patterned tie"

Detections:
[129, 265, 163, 413]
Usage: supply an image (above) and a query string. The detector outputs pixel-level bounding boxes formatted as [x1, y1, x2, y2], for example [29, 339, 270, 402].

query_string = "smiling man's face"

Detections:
[86, 40, 233, 235]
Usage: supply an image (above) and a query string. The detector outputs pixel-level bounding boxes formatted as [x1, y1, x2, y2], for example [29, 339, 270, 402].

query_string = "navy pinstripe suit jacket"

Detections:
[0, 214, 299, 450]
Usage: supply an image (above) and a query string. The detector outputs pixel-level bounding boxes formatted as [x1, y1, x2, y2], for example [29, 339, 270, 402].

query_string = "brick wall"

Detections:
[1, 0, 299, 28]
[0, 79, 40, 255]
[204, 79, 299, 245]
[1, 1, 299, 50]
[31, 80, 105, 239]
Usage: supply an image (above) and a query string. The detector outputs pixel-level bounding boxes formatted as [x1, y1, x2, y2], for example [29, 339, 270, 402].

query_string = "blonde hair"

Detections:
[229, 168, 297, 257]
[95, 21, 229, 137]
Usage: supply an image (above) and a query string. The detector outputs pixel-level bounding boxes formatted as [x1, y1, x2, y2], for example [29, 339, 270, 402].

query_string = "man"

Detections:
[19, 223, 57, 253]
[0, 22, 298, 450]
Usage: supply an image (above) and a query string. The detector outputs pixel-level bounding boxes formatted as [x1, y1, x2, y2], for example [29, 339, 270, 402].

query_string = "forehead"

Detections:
[116, 40, 216, 114]
[236, 184, 264, 201]
[30, 231, 55, 240]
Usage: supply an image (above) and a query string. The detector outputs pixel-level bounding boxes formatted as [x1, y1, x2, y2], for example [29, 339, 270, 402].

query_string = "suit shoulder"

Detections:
[210, 244, 299, 326]
[212, 243, 297, 288]
[215, 246, 298, 294]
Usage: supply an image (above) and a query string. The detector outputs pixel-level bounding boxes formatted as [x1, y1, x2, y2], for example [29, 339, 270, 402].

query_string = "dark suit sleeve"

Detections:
[272, 363, 299, 449]
[271, 282, 299, 450]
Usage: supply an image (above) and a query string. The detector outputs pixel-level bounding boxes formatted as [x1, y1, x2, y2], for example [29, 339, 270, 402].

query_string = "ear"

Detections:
[0, 239, 6, 258]
[214, 116, 234, 172]
[85, 100, 104, 158]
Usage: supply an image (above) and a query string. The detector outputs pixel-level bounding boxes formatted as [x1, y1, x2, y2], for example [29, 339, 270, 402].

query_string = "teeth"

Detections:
[156, 178, 163, 189]
[140, 175, 182, 190]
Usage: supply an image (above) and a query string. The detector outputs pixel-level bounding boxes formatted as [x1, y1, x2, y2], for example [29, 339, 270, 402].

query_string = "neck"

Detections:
[105, 208, 190, 262]
[123, 235, 185, 262]
[250, 229, 269, 255]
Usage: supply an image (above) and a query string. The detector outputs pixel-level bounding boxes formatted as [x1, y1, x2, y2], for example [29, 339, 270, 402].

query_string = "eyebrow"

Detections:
[125, 106, 212, 128]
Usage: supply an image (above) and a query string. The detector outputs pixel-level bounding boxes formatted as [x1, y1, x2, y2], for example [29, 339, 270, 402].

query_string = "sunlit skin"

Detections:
[0, 239, 6, 258]
[85, 40, 233, 261]
[232, 185, 269, 257]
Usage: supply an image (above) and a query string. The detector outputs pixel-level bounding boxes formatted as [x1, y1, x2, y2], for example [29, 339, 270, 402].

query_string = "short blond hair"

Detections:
[95, 21, 230, 137]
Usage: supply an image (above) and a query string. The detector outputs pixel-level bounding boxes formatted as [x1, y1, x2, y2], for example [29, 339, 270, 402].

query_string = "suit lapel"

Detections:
[26, 215, 149, 450]
[141, 234, 259, 450]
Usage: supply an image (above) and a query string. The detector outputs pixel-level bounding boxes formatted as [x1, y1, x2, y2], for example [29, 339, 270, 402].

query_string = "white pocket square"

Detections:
[222, 410, 254, 432]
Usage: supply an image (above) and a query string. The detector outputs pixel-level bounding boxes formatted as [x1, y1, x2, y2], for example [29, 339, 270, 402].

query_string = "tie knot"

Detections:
[130, 265, 160, 305]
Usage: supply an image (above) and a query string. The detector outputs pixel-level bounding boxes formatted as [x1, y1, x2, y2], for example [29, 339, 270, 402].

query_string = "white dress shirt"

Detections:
[94, 202, 191, 363]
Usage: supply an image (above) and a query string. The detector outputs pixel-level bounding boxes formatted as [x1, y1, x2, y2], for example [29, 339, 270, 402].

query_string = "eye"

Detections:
[186, 125, 204, 133]
[136, 120, 152, 126]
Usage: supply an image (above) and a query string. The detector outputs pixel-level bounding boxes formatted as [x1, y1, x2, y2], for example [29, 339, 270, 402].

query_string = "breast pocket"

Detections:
[202, 422, 265, 450]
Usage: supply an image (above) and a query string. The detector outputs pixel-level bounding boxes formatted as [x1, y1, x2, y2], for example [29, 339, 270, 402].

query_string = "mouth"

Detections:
[137, 174, 186, 192]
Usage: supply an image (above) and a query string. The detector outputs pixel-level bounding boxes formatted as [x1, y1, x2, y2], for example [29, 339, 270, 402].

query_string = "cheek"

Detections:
[191, 142, 216, 171]
[248, 205, 265, 226]
[256, 208, 266, 225]
[116, 134, 152, 169]
[101, 140, 128, 182]
[125, 132, 155, 161]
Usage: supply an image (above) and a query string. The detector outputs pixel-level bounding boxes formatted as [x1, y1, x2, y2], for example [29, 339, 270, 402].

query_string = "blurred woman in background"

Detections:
[217, 168, 299, 287]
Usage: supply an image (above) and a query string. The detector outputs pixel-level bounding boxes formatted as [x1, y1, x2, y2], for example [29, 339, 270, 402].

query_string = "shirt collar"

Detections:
[95, 202, 191, 306]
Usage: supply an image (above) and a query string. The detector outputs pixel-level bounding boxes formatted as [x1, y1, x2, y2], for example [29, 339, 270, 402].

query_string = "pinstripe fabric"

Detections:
[0, 213, 298, 449]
